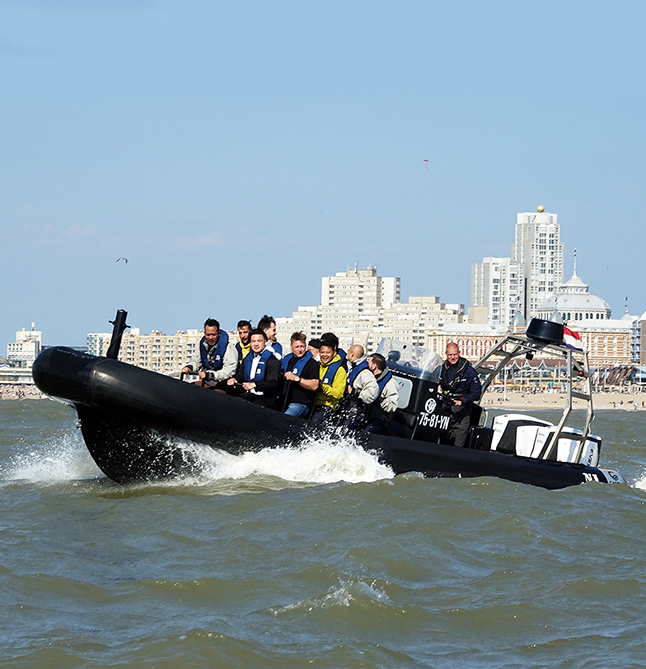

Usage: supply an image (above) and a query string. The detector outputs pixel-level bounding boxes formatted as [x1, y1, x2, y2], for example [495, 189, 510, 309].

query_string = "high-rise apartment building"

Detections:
[470, 257, 520, 327]
[470, 207, 564, 325]
[512, 209, 564, 319]
[277, 267, 462, 352]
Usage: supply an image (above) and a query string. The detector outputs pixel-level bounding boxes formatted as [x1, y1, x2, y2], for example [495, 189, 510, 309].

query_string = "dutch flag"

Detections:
[563, 326, 584, 350]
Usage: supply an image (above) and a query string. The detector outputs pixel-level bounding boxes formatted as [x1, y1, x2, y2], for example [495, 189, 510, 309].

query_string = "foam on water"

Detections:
[169, 430, 395, 486]
[2, 428, 103, 484]
[2, 423, 393, 488]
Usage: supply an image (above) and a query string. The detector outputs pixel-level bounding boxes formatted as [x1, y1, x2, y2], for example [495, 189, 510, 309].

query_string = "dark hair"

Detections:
[250, 328, 267, 340]
[308, 338, 321, 349]
[257, 314, 275, 331]
[237, 320, 252, 329]
[369, 353, 387, 372]
[320, 332, 338, 351]
[204, 318, 220, 330]
[290, 331, 307, 343]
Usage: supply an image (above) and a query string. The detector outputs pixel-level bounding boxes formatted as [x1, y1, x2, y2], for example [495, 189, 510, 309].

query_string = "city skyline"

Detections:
[2, 2, 645, 352]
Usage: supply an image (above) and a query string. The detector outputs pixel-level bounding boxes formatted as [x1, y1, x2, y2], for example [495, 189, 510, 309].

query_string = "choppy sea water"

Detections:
[1, 399, 646, 668]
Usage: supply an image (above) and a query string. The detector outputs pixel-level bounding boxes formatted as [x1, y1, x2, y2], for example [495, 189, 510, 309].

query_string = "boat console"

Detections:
[376, 339, 489, 447]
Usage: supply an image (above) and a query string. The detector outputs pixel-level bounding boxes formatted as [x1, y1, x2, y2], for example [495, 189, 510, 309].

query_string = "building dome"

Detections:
[536, 270, 611, 324]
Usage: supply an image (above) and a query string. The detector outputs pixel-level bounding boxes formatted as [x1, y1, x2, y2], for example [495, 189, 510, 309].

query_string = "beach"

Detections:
[483, 390, 646, 410]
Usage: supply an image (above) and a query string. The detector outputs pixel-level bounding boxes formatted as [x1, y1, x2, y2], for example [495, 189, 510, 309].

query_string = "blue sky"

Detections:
[2, 0, 645, 349]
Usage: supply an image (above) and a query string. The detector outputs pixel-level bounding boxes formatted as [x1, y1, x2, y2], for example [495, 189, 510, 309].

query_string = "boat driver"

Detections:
[440, 343, 482, 448]
[181, 318, 238, 390]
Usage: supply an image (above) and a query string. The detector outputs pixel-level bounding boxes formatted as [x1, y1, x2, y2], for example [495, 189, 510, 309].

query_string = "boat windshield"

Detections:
[376, 338, 443, 381]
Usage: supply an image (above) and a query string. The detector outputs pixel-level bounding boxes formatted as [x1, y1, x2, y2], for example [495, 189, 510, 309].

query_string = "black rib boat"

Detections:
[31, 311, 625, 489]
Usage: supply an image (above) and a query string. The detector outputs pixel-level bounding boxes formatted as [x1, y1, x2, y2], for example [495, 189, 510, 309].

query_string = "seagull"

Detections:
[116, 257, 128, 264]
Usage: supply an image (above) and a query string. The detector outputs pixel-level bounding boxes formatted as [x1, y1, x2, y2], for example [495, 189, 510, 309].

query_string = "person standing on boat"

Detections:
[258, 315, 282, 360]
[311, 332, 347, 423]
[440, 343, 482, 448]
[280, 332, 320, 417]
[227, 329, 280, 408]
[235, 320, 253, 365]
[181, 318, 238, 390]
[365, 353, 399, 434]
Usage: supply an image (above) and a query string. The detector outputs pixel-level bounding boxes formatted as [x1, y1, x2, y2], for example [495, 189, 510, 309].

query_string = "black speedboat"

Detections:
[32, 311, 625, 489]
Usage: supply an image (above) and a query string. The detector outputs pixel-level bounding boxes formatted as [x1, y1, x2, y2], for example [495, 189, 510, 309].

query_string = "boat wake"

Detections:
[2, 427, 393, 489]
[2, 429, 102, 484]
[163, 431, 395, 486]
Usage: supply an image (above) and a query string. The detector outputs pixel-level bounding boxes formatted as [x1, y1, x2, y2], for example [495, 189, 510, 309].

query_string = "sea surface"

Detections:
[1, 399, 646, 668]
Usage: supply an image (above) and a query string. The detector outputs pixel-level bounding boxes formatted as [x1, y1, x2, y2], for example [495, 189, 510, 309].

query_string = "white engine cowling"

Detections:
[491, 414, 600, 467]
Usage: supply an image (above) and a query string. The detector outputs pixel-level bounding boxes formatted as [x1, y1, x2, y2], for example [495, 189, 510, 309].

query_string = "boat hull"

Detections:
[32, 347, 624, 488]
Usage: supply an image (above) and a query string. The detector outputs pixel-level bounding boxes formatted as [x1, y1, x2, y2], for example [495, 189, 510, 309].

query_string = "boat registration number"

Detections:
[418, 412, 450, 430]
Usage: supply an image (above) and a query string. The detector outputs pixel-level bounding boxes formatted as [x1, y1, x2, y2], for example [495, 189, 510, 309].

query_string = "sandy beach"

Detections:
[482, 390, 646, 411]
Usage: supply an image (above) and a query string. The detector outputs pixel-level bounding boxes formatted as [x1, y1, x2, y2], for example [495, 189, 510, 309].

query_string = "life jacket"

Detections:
[376, 370, 393, 395]
[281, 350, 313, 375]
[440, 357, 470, 397]
[321, 356, 344, 387]
[366, 369, 395, 422]
[243, 349, 274, 383]
[236, 340, 251, 363]
[199, 331, 229, 371]
[347, 360, 370, 386]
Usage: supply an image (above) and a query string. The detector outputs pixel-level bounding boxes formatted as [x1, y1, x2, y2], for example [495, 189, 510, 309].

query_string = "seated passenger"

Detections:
[342, 344, 379, 429]
[235, 320, 252, 365]
[280, 332, 320, 417]
[308, 338, 321, 360]
[181, 318, 238, 390]
[227, 329, 280, 408]
[258, 314, 282, 360]
[311, 333, 347, 423]
[365, 353, 400, 434]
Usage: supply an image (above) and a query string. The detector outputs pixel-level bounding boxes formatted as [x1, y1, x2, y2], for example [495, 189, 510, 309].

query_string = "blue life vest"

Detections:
[376, 370, 393, 394]
[281, 351, 313, 375]
[321, 358, 344, 387]
[199, 331, 229, 371]
[270, 341, 283, 358]
[347, 360, 369, 386]
[243, 349, 273, 383]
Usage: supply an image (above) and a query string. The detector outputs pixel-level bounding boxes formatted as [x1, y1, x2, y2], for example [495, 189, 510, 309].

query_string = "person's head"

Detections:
[320, 332, 339, 352]
[308, 338, 321, 356]
[257, 315, 277, 342]
[319, 344, 336, 365]
[346, 344, 364, 363]
[445, 343, 460, 365]
[290, 332, 307, 358]
[368, 353, 386, 375]
[237, 320, 252, 345]
[250, 328, 267, 354]
[203, 318, 220, 345]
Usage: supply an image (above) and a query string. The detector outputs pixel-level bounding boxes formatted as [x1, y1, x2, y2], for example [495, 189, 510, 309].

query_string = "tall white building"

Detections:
[512, 208, 564, 319]
[470, 207, 564, 325]
[470, 257, 520, 327]
[276, 267, 463, 352]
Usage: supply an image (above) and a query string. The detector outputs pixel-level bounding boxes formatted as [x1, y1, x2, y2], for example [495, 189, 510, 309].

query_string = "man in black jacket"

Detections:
[440, 343, 482, 448]
[227, 329, 280, 409]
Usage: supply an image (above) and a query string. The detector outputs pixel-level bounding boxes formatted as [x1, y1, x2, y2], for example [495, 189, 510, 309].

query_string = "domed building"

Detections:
[536, 269, 611, 324]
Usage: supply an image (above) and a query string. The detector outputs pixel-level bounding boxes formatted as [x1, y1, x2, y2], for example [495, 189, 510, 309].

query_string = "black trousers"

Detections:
[449, 403, 472, 448]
